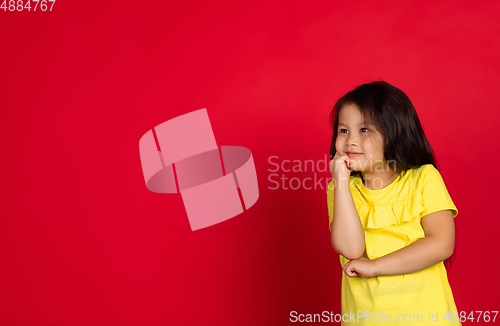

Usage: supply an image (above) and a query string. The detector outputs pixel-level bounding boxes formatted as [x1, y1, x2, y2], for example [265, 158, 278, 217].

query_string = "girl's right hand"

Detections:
[329, 152, 351, 189]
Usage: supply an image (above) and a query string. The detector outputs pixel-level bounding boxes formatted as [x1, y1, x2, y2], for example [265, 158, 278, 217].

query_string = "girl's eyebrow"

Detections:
[339, 122, 365, 127]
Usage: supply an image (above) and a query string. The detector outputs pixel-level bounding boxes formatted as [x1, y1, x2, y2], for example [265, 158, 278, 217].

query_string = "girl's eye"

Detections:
[339, 128, 368, 133]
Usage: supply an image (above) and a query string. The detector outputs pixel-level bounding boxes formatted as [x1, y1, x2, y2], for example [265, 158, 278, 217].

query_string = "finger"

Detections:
[342, 261, 351, 274]
[345, 268, 358, 278]
[338, 153, 348, 161]
[330, 152, 340, 163]
[343, 263, 358, 277]
[351, 269, 360, 277]
[339, 155, 350, 171]
[335, 153, 349, 166]
[344, 155, 352, 171]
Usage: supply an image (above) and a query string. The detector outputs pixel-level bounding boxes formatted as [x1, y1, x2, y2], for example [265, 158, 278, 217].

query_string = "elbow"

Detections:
[333, 243, 365, 260]
[442, 236, 455, 260]
[427, 234, 454, 261]
[342, 251, 365, 261]
[330, 229, 366, 260]
[443, 243, 454, 260]
[435, 238, 454, 261]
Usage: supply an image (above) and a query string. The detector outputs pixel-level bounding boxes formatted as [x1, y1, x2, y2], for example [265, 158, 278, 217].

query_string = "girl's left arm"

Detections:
[371, 209, 455, 276]
[343, 209, 455, 278]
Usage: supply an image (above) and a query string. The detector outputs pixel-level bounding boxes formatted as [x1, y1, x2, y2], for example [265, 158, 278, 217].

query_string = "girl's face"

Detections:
[335, 103, 387, 172]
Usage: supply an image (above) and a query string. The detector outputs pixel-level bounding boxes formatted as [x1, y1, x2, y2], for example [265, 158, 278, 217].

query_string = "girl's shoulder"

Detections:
[403, 164, 435, 182]
[406, 164, 443, 188]
[414, 163, 436, 174]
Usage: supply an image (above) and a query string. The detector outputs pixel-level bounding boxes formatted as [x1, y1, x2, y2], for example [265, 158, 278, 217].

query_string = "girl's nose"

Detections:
[346, 136, 357, 146]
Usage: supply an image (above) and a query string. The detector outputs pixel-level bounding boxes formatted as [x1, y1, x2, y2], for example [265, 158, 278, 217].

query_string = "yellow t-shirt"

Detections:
[327, 164, 461, 325]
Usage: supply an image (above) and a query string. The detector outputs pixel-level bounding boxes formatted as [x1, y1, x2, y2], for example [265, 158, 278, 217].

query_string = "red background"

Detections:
[1, 1, 499, 325]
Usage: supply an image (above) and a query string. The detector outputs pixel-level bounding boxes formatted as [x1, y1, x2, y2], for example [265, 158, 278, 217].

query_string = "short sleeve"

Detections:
[327, 181, 334, 231]
[420, 166, 458, 218]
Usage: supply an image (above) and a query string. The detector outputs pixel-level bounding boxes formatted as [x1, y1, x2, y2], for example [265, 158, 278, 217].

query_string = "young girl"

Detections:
[327, 81, 461, 325]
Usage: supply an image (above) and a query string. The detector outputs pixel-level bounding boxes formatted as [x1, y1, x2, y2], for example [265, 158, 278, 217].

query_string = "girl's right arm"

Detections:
[329, 152, 366, 260]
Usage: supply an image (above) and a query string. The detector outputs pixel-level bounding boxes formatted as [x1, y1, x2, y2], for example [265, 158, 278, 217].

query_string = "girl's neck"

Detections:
[360, 168, 400, 190]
